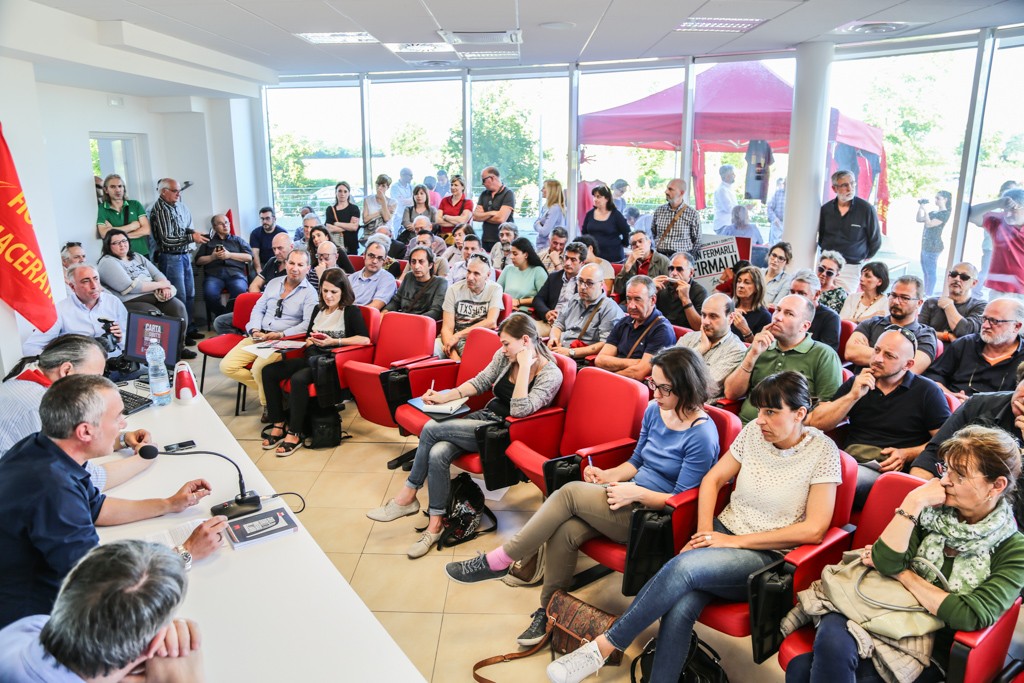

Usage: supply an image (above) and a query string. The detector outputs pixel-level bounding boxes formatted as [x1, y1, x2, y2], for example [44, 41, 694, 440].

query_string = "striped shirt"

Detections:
[149, 197, 194, 254]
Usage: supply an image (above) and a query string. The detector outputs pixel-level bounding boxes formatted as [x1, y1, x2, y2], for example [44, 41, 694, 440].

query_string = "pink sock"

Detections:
[486, 546, 514, 571]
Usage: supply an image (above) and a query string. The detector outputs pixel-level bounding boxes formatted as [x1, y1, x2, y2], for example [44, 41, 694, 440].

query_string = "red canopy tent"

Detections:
[578, 62, 889, 227]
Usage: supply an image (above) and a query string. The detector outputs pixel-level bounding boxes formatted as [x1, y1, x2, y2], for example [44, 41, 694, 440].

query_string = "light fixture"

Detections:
[296, 32, 377, 45]
[540, 21, 575, 30]
[438, 29, 522, 45]
[383, 42, 456, 53]
[674, 18, 765, 33]
[832, 21, 918, 35]
[459, 50, 519, 60]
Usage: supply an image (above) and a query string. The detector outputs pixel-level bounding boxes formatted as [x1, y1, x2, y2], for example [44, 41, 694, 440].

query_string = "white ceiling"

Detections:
[30, 0, 1024, 76]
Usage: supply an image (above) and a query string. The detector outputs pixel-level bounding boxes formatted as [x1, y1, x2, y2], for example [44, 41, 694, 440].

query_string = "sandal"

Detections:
[261, 424, 286, 450]
[275, 432, 304, 457]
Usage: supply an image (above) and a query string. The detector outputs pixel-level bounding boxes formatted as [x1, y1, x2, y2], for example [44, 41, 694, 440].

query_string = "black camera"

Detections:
[918, 198, 929, 205]
[96, 317, 119, 354]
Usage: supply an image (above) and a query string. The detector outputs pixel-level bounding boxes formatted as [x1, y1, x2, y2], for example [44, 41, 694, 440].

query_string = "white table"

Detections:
[96, 396, 424, 682]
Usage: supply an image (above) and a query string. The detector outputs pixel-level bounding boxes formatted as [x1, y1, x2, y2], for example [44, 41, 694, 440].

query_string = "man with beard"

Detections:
[439, 254, 503, 360]
[817, 170, 881, 286]
[673, 293, 746, 399]
[923, 298, 1024, 398]
[548, 263, 623, 363]
[385, 245, 448, 320]
[919, 262, 986, 342]
[810, 328, 950, 507]
[843, 275, 938, 373]
[724, 294, 842, 424]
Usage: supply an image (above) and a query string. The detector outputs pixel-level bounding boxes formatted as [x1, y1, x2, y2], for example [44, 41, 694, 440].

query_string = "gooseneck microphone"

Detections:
[139, 445, 262, 519]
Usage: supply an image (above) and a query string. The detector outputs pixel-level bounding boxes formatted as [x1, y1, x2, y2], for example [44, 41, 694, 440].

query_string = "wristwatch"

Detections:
[569, 348, 575, 358]
[174, 544, 193, 571]
[118, 431, 128, 450]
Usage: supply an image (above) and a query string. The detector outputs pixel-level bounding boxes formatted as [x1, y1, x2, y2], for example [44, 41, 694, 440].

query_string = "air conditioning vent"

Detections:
[438, 29, 522, 45]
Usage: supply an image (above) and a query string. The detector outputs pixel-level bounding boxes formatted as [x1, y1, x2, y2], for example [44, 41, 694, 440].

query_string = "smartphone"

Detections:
[164, 440, 196, 453]
[214, 244, 226, 251]
[311, 332, 328, 340]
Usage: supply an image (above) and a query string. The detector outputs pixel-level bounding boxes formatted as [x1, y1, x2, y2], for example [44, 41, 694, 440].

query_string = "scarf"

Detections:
[15, 363, 52, 389]
[915, 498, 1017, 593]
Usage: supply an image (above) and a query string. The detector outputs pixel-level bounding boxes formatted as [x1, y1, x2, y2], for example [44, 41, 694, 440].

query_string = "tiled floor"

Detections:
[195, 355, 786, 682]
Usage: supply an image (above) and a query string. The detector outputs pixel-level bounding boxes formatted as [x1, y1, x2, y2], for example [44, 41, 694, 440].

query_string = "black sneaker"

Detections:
[180, 348, 198, 359]
[444, 553, 509, 584]
[186, 330, 205, 341]
[517, 607, 548, 647]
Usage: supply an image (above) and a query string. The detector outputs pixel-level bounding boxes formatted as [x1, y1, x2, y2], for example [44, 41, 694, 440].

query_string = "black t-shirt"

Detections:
[257, 257, 286, 288]
[326, 204, 361, 256]
[656, 280, 707, 327]
[833, 372, 950, 449]
[477, 186, 515, 249]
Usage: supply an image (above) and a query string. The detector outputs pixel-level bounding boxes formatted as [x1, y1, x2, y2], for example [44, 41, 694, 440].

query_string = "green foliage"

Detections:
[1003, 134, 1024, 164]
[269, 129, 334, 216]
[631, 148, 671, 189]
[390, 122, 431, 158]
[89, 139, 101, 177]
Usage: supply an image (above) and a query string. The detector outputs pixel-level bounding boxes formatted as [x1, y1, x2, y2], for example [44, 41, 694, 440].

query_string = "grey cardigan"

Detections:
[96, 254, 165, 302]
[468, 349, 563, 418]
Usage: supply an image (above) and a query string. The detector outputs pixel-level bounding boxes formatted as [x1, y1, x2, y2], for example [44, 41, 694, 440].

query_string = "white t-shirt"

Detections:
[443, 280, 504, 332]
[717, 421, 841, 539]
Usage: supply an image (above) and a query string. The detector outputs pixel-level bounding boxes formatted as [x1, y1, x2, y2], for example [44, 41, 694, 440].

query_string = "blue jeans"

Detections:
[920, 250, 940, 298]
[404, 409, 498, 516]
[203, 271, 248, 320]
[158, 253, 197, 333]
[785, 612, 944, 683]
[213, 313, 241, 335]
[605, 519, 779, 683]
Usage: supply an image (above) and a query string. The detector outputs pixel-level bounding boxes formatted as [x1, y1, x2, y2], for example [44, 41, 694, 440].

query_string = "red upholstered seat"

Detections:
[498, 293, 514, 323]
[347, 255, 364, 271]
[672, 325, 694, 341]
[197, 291, 261, 392]
[839, 319, 856, 364]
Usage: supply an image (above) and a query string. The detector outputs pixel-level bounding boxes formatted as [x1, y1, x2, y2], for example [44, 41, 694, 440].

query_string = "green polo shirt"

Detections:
[740, 334, 842, 424]
[97, 199, 149, 256]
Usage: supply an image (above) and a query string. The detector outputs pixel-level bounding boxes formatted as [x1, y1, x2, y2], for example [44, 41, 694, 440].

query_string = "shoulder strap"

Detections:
[576, 301, 603, 341]
[472, 627, 552, 683]
[625, 315, 665, 360]
[655, 205, 689, 250]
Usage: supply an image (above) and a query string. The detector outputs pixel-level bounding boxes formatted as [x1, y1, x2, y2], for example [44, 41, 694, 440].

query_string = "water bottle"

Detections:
[146, 342, 172, 406]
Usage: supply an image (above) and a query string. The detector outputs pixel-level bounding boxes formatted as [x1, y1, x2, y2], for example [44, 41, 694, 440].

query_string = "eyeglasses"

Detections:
[884, 324, 918, 351]
[935, 462, 983, 486]
[817, 266, 837, 278]
[981, 315, 1016, 327]
[578, 279, 600, 288]
[629, 240, 647, 248]
[364, 252, 385, 262]
[274, 299, 284, 318]
[948, 271, 973, 282]
[109, 239, 129, 247]
[644, 377, 674, 395]
[482, 175, 497, 182]
[768, 252, 788, 261]
[63, 241, 82, 250]
[165, 188, 181, 194]
[888, 293, 919, 303]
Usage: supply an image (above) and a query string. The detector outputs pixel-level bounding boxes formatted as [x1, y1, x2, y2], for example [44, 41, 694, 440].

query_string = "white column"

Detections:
[785, 41, 834, 270]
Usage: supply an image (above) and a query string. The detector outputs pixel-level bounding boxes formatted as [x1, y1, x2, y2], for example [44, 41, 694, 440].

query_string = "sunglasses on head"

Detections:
[63, 241, 82, 250]
[884, 324, 918, 351]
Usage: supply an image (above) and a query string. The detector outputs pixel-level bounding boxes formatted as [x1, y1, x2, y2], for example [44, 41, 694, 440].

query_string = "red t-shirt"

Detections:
[983, 212, 1024, 294]
[438, 195, 474, 233]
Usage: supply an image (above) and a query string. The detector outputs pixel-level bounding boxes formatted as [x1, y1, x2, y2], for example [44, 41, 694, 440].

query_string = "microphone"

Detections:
[138, 445, 262, 520]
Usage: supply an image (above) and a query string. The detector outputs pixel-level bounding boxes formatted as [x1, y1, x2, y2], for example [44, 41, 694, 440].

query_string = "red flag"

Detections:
[225, 208, 236, 235]
[0, 123, 56, 330]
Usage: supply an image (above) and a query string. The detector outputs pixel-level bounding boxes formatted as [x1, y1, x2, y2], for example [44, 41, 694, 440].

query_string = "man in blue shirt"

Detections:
[0, 375, 225, 629]
[595, 275, 674, 381]
[349, 239, 398, 310]
[248, 206, 287, 273]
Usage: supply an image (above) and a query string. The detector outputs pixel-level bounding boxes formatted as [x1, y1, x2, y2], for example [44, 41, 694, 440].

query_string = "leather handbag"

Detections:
[472, 590, 621, 683]
[819, 551, 948, 640]
[630, 632, 729, 683]
[474, 422, 520, 490]
[622, 508, 675, 596]
[379, 367, 413, 421]
[502, 544, 545, 587]
[543, 454, 583, 495]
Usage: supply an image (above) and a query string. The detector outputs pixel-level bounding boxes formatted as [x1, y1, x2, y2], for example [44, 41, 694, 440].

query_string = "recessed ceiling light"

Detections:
[459, 50, 519, 60]
[832, 21, 918, 35]
[383, 42, 456, 53]
[438, 29, 522, 45]
[296, 32, 377, 45]
[540, 21, 575, 30]
[674, 18, 765, 33]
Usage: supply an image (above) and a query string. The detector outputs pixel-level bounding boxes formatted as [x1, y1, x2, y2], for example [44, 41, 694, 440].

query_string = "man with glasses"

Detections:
[349, 240, 397, 311]
[385, 245, 448, 321]
[653, 251, 706, 329]
[919, 262, 986, 342]
[674, 293, 746, 399]
[220, 249, 317, 420]
[548, 263, 623, 362]
[149, 178, 208, 344]
[969, 186, 1024, 302]
[439, 253, 503, 360]
[488, 222, 518, 270]
[195, 213, 253, 325]
[724, 294, 842, 424]
[613, 231, 670, 299]
[533, 241, 586, 336]
[809, 328, 950, 508]
[817, 170, 881, 286]
[595, 275, 674, 381]
[788, 269, 841, 352]
[446, 233, 496, 285]
[923, 298, 1024, 398]
[650, 178, 701, 260]
[96, 173, 151, 256]
[473, 166, 515, 253]
[844, 275, 937, 373]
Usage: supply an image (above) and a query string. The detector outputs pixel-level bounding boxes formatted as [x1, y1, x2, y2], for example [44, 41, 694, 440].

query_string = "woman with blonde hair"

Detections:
[534, 179, 567, 250]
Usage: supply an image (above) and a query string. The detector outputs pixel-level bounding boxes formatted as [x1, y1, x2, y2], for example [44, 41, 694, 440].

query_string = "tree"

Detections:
[390, 123, 431, 158]
[269, 129, 333, 216]
[631, 148, 671, 189]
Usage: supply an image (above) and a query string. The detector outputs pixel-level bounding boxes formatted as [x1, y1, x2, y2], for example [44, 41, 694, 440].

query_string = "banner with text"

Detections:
[0, 122, 56, 330]
[692, 234, 751, 295]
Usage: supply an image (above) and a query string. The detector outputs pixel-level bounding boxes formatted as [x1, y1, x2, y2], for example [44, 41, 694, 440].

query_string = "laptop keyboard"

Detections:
[120, 389, 154, 416]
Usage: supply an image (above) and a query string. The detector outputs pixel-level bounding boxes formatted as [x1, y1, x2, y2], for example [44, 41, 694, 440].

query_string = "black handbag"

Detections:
[473, 422, 520, 490]
[379, 367, 413, 421]
[747, 558, 792, 663]
[622, 508, 675, 596]
[630, 632, 729, 683]
[543, 455, 583, 496]
[304, 403, 350, 449]
[306, 350, 342, 408]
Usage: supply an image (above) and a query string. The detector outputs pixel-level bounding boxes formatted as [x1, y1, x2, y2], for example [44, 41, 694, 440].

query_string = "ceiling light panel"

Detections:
[296, 32, 378, 44]
[675, 18, 766, 33]
[383, 42, 456, 53]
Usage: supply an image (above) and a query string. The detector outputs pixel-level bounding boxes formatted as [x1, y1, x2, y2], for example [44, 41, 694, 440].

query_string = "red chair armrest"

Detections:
[331, 343, 374, 356]
[948, 598, 1021, 683]
[576, 438, 638, 469]
[665, 488, 701, 552]
[507, 408, 566, 461]
[406, 363, 460, 396]
[783, 526, 854, 593]
[390, 354, 435, 368]
[712, 397, 743, 415]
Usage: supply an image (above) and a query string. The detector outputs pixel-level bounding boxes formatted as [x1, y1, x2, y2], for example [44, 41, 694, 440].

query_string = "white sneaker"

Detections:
[547, 639, 605, 683]
[407, 530, 442, 558]
[366, 498, 420, 522]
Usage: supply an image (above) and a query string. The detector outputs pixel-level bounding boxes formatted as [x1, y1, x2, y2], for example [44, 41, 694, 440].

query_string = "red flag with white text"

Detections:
[0, 123, 56, 330]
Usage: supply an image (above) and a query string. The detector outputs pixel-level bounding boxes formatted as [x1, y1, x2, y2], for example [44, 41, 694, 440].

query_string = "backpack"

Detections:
[420, 473, 497, 550]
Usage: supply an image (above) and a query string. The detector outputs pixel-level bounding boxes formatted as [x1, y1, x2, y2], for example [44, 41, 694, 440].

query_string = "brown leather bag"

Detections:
[472, 590, 621, 682]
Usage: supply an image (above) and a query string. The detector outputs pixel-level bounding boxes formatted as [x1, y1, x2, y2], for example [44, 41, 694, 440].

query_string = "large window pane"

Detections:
[367, 78, 463, 235]
[829, 50, 976, 295]
[265, 86, 363, 229]
[470, 76, 568, 242]
[965, 44, 1024, 300]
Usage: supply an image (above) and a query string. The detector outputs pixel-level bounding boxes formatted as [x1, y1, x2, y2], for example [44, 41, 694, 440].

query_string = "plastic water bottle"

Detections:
[146, 342, 172, 406]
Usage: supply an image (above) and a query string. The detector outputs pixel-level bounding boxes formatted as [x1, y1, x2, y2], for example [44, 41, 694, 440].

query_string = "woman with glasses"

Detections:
[400, 184, 436, 245]
[96, 229, 193, 358]
[534, 180, 567, 251]
[310, 225, 354, 276]
[441, 346, 719, 648]
[817, 251, 848, 314]
[762, 241, 793, 306]
[260, 268, 369, 456]
[437, 175, 474, 236]
[730, 265, 771, 343]
[542, 371, 841, 683]
[582, 185, 631, 263]
[369, 313, 564, 558]
[361, 174, 397, 248]
[788, 425, 1024, 683]
[325, 181, 361, 257]
[497, 237, 548, 312]
[840, 261, 890, 323]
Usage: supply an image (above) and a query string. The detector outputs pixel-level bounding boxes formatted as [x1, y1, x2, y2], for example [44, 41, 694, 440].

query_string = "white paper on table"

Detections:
[144, 518, 227, 548]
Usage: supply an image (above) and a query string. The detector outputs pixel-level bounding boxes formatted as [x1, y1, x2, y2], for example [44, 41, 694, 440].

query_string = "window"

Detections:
[91, 134, 146, 202]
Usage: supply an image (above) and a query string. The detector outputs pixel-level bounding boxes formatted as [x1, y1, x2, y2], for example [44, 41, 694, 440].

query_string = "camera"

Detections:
[96, 317, 119, 354]
[918, 198, 929, 205]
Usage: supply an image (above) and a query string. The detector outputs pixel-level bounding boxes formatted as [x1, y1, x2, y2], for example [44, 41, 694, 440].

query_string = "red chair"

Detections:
[505, 367, 649, 495]
[777, 472, 1022, 683]
[611, 263, 624, 276]
[279, 306, 381, 400]
[839, 319, 856, 364]
[196, 291, 261, 393]
[578, 406, 743, 584]
[696, 450, 859, 661]
[498, 293, 515, 323]
[672, 325, 694, 341]
[342, 314, 462, 429]
[348, 255, 364, 271]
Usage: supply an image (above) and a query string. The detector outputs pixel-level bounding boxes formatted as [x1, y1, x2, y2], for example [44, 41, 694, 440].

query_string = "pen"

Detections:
[430, 380, 435, 393]
[587, 455, 593, 482]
